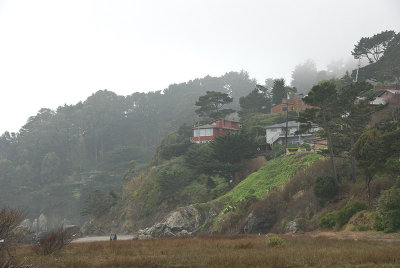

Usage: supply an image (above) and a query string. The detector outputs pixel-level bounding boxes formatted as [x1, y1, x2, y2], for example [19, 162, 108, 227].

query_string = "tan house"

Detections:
[270, 93, 313, 114]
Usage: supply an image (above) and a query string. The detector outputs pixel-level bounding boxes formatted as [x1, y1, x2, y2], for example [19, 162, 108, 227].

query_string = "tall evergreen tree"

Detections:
[298, 80, 341, 186]
[352, 30, 396, 63]
[195, 91, 234, 120]
[271, 79, 286, 105]
[337, 81, 375, 180]
[239, 86, 271, 117]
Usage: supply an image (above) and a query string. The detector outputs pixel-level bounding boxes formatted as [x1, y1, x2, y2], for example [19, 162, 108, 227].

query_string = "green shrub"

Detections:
[160, 142, 191, 160]
[314, 176, 338, 199]
[374, 187, 400, 232]
[335, 201, 367, 228]
[319, 211, 338, 228]
[357, 225, 368, 231]
[210, 132, 257, 163]
[319, 201, 367, 229]
[267, 236, 284, 247]
[155, 161, 194, 194]
[265, 144, 285, 160]
[184, 144, 217, 174]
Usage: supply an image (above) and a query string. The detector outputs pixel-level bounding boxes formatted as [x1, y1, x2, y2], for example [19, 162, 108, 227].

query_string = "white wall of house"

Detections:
[265, 121, 319, 146]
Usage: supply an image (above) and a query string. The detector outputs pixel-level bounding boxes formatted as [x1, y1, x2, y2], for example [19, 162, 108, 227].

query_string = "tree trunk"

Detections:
[324, 116, 339, 187]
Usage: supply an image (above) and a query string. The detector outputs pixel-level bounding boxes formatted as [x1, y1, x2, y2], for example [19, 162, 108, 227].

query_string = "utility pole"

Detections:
[284, 100, 295, 153]
[297, 110, 301, 145]
[285, 101, 289, 151]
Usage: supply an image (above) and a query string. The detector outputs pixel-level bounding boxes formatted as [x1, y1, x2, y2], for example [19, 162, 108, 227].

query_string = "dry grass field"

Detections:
[12, 233, 400, 267]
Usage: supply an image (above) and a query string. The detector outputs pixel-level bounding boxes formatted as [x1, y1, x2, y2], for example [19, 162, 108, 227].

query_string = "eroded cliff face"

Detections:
[131, 153, 324, 238]
[133, 203, 222, 239]
[122, 156, 267, 235]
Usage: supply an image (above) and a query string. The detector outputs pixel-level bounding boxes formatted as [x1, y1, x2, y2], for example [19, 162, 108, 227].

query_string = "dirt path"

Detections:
[73, 232, 400, 243]
[73, 235, 134, 243]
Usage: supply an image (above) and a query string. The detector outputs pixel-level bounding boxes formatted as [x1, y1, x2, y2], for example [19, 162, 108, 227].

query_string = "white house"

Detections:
[265, 121, 319, 147]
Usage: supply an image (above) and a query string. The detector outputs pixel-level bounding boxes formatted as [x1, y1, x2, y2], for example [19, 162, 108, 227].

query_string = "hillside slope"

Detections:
[132, 152, 322, 238]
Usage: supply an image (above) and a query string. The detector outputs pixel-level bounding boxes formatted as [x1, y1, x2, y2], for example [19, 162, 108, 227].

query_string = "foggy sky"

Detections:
[0, 0, 399, 133]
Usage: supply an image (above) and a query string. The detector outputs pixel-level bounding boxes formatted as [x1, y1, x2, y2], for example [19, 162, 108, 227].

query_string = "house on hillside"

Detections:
[191, 119, 242, 143]
[370, 88, 400, 106]
[265, 121, 319, 147]
[270, 93, 313, 114]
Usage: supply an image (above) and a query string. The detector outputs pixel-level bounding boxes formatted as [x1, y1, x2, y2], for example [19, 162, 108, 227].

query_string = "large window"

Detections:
[194, 128, 213, 137]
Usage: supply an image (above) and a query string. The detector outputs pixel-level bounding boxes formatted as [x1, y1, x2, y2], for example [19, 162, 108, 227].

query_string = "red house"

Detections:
[190, 119, 242, 143]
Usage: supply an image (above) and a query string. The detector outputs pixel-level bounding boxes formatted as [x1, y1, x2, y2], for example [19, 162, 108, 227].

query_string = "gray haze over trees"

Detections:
[0, 71, 255, 224]
[291, 59, 358, 94]
[0, 1, 399, 133]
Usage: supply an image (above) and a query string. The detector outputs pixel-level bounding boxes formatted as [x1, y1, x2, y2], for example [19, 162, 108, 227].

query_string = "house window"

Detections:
[201, 128, 213, 136]
[194, 129, 213, 137]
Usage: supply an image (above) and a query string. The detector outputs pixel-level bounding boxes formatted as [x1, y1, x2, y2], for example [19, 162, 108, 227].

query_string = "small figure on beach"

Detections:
[110, 233, 117, 241]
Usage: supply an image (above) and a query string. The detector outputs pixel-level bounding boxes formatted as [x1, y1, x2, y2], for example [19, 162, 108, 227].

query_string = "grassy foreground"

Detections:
[14, 234, 400, 267]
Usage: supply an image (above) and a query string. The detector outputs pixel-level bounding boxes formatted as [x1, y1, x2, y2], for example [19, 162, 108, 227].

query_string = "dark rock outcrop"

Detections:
[242, 211, 277, 234]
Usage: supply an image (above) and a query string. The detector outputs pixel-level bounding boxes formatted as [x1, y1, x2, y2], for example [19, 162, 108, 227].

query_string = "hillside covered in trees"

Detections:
[113, 30, 400, 236]
[0, 71, 256, 225]
[1, 30, 399, 237]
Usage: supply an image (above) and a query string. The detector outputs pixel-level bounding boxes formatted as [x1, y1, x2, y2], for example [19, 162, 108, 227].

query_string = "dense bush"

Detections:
[159, 142, 191, 160]
[319, 211, 337, 228]
[335, 201, 367, 227]
[319, 201, 367, 229]
[267, 236, 284, 247]
[210, 132, 257, 163]
[184, 144, 242, 179]
[34, 227, 75, 255]
[265, 144, 285, 160]
[184, 144, 216, 174]
[156, 162, 194, 193]
[81, 190, 118, 218]
[374, 187, 400, 232]
[314, 176, 338, 199]
[0, 207, 26, 266]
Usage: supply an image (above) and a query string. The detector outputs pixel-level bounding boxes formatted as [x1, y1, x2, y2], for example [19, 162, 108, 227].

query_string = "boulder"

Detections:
[20, 219, 32, 231]
[242, 211, 278, 234]
[285, 220, 299, 234]
[136, 205, 204, 239]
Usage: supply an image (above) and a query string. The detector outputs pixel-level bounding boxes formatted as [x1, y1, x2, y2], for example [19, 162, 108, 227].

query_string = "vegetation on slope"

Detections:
[218, 153, 322, 205]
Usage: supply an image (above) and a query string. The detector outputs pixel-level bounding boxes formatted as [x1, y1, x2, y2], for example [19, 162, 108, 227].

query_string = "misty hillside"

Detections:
[0, 29, 399, 236]
[85, 30, 400, 237]
[1, 1, 400, 267]
[0, 71, 255, 225]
